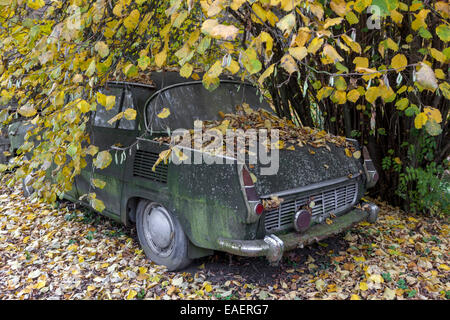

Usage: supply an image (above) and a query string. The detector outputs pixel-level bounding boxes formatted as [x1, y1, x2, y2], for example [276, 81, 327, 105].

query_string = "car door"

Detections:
[76, 84, 138, 215]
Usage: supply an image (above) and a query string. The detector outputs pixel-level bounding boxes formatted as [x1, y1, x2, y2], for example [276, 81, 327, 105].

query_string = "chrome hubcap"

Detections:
[143, 205, 174, 257]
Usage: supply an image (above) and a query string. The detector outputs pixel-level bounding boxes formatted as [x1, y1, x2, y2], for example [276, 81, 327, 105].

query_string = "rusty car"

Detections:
[9, 72, 379, 270]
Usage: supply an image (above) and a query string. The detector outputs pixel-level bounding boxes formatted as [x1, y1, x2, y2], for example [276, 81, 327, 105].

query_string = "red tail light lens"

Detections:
[254, 203, 264, 215]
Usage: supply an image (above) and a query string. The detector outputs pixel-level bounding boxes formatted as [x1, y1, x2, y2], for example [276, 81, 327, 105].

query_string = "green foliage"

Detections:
[397, 162, 449, 216]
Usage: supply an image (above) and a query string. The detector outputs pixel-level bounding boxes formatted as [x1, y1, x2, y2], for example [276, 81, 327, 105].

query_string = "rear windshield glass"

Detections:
[146, 82, 272, 131]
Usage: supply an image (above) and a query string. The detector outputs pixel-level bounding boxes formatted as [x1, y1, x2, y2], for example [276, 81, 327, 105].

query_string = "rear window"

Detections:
[146, 82, 271, 131]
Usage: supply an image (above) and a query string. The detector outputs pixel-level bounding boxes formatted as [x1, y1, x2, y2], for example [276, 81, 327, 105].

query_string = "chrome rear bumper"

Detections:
[217, 203, 379, 265]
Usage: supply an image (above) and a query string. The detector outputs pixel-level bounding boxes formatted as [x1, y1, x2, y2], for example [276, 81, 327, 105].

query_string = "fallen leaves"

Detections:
[0, 177, 448, 300]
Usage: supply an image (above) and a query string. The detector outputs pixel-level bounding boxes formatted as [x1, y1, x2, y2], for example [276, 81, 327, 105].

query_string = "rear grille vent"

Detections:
[133, 150, 168, 183]
[264, 180, 358, 232]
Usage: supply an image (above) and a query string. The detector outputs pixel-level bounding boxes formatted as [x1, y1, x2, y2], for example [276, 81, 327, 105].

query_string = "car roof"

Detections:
[106, 71, 242, 91]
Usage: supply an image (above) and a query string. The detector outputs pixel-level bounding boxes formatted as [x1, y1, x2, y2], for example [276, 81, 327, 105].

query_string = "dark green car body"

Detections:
[9, 72, 379, 268]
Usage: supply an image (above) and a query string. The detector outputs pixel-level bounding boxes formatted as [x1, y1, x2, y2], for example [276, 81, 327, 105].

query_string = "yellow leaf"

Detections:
[94, 41, 109, 58]
[123, 108, 136, 120]
[252, 3, 267, 22]
[347, 89, 361, 103]
[369, 274, 384, 284]
[155, 50, 167, 67]
[157, 108, 170, 119]
[353, 57, 369, 69]
[180, 63, 194, 78]
[55, 91, 65, 107]
[391, 10, 403, 24]
[438, 264, 450, 271]
[330, 0, 347, 16]
[359, 282, 368, 291]
[435, 69, 445, 80]
[307, 37, 324, 54]
[429, 48, 447, 64]
[411, 9, 430, 31]
[34, 280, 46, 290]
[86, 145, 99, 156]
[207, 60, 223, 78]
[27, 0, 45, 10]
[280, 54, 298, 75]
[226, 60, 240, 74]
[204, 283, 213, 293]
[113, 3, 123, 17]
[423, 107, 442, 123]
[97, 93, 116, 110]
[152, 149, 172, 172]
[341, 34, 361, 53]
[91, 178, 106, 189]
[124, 9, 140, 31]
[126, 289, 137, 300]
[77, 100, 91, 113]
[276, 13, 296, 35]
[332, 90, 347, 104]
[294, 29, 311, 47]
[391, 54, 408, 72]
[231, 0, 246, 11]
[323, 44, 344, 62]
[414, 112, 428, 129]
[345, 148, 352, 157]
[289, 46, 308, 61]
[350, 294, 361, 300]
[258, 64, 275, 85]
[317, 87, 333, 100]
[18, 104, 37, 117]
[201, 19, 239, 41]
[323, 17, 343, 29]
[365, 86, 380, 105]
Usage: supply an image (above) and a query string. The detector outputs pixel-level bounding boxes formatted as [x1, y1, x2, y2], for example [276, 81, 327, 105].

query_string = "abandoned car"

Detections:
[8, 72, 379, 270]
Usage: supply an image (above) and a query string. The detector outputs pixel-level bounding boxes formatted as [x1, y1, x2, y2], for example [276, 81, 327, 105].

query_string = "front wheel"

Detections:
[136, 200, 192, 271]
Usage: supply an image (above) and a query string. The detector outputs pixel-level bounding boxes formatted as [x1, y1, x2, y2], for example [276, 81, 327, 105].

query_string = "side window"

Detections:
[94, 87, 123, 128]
[118, 89, 136, 130]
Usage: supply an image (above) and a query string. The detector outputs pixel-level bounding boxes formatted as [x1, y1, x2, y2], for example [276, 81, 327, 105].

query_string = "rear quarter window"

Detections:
[94, 87, 123, 128]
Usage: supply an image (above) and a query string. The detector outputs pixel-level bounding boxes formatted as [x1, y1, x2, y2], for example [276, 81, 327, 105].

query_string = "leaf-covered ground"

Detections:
[0, 178, 448, 300]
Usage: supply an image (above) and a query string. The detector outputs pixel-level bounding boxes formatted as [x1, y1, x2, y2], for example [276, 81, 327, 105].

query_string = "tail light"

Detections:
[362, 146, 379, 189]
[254, 202, 264, 215]
[241, 166, 264, 221]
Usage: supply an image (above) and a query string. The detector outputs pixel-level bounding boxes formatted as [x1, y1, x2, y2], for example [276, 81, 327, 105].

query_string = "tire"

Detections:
[136, 200, 192, 271]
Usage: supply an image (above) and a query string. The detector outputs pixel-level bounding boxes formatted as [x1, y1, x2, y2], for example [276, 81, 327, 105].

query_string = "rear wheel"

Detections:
[136, 200, 191, 271]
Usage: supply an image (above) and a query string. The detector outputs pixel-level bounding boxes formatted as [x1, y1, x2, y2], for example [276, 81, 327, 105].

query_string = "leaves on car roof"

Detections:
[152, 104, 359, 168]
